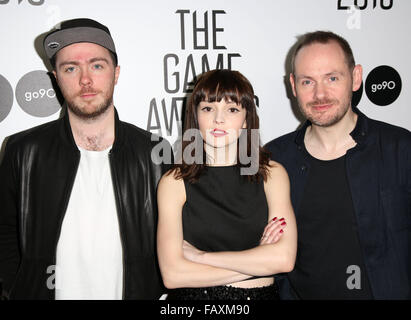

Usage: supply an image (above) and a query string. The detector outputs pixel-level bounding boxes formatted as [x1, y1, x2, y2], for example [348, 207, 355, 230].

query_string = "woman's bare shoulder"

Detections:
[266, 160, 289, 182]
[158, 168, 186, 202]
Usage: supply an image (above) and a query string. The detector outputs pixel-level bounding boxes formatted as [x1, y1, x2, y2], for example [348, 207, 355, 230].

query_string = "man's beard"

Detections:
[66, 88, 113, 120]
[298, 93, 352, 127]
[66, 83, 113, 120]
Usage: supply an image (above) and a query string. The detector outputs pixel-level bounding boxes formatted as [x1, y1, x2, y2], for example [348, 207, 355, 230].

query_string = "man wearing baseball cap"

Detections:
[0, 18, 172, 300]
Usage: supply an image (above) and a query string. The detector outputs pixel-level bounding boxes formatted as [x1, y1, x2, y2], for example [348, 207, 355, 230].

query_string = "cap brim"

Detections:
[44, 26, 116, 59]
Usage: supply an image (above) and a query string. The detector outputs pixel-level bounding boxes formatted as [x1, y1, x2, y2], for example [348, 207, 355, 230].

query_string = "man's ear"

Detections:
[352, 64, 363, 91]
[289, 73, 297, 97]
[114, 65, 120, 85]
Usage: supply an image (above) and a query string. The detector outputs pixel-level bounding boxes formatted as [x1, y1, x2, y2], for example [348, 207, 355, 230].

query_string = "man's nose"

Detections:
[79, 68, 92, 87]
[313, 82, 326, 100]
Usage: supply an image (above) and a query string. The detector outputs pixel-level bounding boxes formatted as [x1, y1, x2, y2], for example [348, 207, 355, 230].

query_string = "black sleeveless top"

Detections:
[182, 166, 269, 252]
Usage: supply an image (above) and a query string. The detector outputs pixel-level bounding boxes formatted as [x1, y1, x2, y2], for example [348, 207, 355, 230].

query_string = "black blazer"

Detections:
[265, 107, 411, 299]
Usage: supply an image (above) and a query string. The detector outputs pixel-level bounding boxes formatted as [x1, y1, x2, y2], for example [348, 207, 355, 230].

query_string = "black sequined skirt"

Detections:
[167, 283, 279, 300]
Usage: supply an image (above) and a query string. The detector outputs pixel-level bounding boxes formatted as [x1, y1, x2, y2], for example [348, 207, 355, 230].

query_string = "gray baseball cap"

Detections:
[43, 18, 117, 65]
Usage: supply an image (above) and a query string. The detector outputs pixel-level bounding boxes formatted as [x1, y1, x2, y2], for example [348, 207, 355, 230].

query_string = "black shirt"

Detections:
[182, 165, 269, 252]
[288, 147, 373, 299]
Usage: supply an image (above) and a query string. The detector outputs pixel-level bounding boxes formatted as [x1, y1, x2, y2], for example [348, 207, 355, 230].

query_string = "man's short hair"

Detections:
[291, 31, 356, 74]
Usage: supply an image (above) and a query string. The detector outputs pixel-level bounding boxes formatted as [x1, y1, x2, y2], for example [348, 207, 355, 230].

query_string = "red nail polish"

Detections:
[279, 218, 285, 221]
[272, 217, 277, 221]
[281, 222, 286, 226]
[280, 229, 284, 233]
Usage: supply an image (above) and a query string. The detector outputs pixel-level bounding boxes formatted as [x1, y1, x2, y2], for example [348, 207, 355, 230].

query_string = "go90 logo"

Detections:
[24, 88, 56, 102]
[0, 71, 63, 123]
[365, 65, 402, 106]
[371, 80, 396, 93]
[0, 74, 14, 123]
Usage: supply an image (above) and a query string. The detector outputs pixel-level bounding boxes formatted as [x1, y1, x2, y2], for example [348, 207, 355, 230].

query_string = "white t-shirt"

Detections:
[55, 146, 123, 300]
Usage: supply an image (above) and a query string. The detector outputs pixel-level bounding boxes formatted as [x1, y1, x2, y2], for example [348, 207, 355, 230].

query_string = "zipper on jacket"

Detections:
[108, 151, 127, 300]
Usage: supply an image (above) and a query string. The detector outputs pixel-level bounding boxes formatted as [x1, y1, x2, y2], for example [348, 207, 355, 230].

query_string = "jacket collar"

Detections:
[111, 107, 125, 152]
[294, 106, 369, 147]
[62, 106, 124, 152]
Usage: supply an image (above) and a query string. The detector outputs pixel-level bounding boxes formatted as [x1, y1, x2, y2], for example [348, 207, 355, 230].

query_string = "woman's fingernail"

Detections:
[281, 222, 286, 226]
[272, 217, 277, 221]
[280, 229, 284, 233]
[279, 218, 285, 221]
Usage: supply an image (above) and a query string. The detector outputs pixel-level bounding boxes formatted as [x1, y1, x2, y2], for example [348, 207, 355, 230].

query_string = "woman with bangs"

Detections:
[157, 69, 297, 300]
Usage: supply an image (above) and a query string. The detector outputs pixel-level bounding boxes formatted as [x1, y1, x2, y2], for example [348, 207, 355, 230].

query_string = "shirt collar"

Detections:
[294, 106, 369, 146]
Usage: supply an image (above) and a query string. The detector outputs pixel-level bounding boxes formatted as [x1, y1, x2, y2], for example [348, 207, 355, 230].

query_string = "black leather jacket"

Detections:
[0, 109, 172, 299]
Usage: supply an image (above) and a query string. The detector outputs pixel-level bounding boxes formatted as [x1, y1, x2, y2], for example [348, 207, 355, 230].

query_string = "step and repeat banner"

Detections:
[0, 0, 409, 149]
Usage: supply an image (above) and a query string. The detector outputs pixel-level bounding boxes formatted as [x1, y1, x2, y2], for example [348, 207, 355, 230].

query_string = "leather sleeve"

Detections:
[0, 139, 21, 299]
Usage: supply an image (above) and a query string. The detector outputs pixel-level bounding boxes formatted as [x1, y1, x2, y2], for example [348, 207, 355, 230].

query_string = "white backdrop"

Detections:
[0, 0, 409, 149]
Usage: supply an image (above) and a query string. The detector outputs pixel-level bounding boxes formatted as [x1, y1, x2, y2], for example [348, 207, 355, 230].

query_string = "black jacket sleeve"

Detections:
[0, 139, 21, 299]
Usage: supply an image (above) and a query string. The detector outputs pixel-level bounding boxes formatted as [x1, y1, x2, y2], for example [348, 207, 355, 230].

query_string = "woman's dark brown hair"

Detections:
[172, 69, 271, 183]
